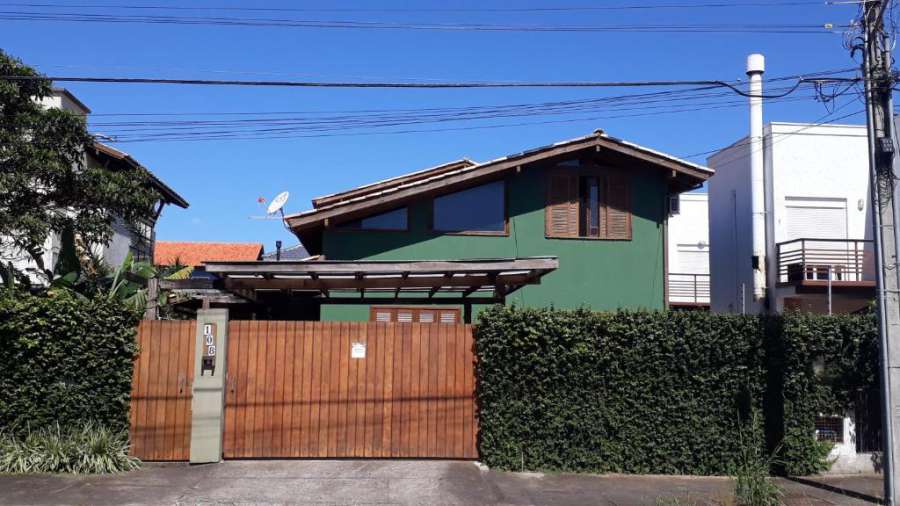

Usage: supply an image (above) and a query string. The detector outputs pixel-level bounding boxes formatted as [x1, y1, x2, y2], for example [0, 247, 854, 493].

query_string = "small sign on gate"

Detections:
[351, 342, 366, 359]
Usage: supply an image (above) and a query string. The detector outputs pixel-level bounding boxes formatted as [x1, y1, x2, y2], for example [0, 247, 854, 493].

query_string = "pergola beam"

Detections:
[223, 272, 538, 291]
[205, 257, 558, 275]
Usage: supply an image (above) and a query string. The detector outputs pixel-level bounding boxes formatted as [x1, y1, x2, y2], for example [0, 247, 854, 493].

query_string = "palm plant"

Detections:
[106, 251, 156, 311]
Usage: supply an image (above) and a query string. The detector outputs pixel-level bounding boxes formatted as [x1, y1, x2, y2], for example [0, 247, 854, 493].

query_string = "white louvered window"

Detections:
[784, 197, 848, 241]
[369, 307, 462, 324]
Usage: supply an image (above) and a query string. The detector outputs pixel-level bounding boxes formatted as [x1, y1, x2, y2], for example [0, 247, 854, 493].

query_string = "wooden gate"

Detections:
[129, 320, 196, 461]
[223, 321, 477, 459]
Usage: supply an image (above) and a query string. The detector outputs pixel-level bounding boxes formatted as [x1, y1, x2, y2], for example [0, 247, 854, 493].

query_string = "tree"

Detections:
[0, 49, 159, 282]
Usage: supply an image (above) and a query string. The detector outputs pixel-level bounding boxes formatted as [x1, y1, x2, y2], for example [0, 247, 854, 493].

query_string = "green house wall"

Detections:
[319, 163, 667, 321]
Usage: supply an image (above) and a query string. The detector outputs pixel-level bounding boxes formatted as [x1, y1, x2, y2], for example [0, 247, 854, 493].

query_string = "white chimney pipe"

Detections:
[747, 53, 766, 302]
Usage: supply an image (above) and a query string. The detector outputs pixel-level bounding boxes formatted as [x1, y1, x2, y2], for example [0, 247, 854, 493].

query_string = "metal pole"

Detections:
[827, 265, 832, 316]
[747, 54, 767, 302]
[741, 282, 746, 315]
[861, 2, 896, 502]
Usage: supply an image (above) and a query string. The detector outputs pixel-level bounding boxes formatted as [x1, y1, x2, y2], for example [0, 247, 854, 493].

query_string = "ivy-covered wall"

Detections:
[0, 294, 140, 435]
[475, 306, 879, 476]
[775, 311, 879, 475]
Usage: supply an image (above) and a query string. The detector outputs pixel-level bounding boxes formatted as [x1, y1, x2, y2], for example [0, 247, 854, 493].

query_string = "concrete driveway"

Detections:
[0, 460, 883, 505]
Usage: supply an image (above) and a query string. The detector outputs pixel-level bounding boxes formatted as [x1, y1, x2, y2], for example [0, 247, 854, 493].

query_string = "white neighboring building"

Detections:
[667, 193, 710, 308]
[2, 89, 188, 283]
[707, 122, 872, 315]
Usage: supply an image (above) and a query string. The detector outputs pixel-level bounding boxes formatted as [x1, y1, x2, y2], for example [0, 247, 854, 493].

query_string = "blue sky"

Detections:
[2, 1, 866, 253]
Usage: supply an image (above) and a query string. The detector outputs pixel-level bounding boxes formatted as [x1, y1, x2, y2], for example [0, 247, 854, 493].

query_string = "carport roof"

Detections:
[191, 256, 559, 304]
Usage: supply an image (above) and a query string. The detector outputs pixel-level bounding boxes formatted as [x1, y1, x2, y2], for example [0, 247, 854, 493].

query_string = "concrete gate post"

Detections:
[189, 308, 229, 464]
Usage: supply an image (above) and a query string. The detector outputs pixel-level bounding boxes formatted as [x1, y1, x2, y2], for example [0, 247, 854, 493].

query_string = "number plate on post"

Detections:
[201, 323, 217, 375]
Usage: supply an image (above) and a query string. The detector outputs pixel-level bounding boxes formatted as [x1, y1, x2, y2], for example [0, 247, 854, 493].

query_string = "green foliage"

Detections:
[0, 294, 140, 435]
[775, 311, 877, 476]
[475, 306, 767, 475]
[49, 251, 157, 313]
[732, 415, 782, 506]
[0, 49, 160, 283]
[105, 251, 156, 311]
[0, 422, 140, 474]
[475, 306, 878, 476]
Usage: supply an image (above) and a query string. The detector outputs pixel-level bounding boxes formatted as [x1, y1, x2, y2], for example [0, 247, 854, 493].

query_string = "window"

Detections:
[815, 416, 844, 443]
[337, 207, 407, 231]
[369, 306, 460, 324]
[545, 165, 631, 240]
[432, 181, 506, 234]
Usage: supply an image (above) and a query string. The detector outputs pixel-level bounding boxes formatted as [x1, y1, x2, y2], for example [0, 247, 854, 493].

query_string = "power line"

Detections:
[0, 10, 843, 34]
[0, 1, 830, 13]
[95, 93, 823, 143]
[0, 74, 860, 96]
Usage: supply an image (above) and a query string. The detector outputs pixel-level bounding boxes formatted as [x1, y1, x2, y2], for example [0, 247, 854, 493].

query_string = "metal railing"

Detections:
[668, 273, 710, 305]
[776, 238, 873, 284]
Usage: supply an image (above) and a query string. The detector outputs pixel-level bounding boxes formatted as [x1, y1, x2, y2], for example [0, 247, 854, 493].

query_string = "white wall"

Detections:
[707, 122, 871, 314]
[708, 138, 759, 313]
[667, 193, 710, 304]
[667, 193, 709, 273]
[767, 122, 870, 244]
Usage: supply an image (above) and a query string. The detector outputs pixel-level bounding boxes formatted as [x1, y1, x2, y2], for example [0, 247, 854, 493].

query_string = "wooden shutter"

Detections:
[545, 169, 579, 238]
[604, 171, 632, 240]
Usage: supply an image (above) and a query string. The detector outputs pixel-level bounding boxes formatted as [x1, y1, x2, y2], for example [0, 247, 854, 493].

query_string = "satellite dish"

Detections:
[267, 191, 290, 215]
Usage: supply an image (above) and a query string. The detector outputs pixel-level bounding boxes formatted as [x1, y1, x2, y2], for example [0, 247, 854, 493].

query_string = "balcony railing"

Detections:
[776, 238, 873, 285]
[668, 273, 710, 306]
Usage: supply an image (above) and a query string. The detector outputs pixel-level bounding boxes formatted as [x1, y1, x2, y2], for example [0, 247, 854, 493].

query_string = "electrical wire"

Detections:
[0, 74, 861, 98]
[97, 93, 819, 143]
[0, 10, 843, 34]
[0, 1, 830, 13]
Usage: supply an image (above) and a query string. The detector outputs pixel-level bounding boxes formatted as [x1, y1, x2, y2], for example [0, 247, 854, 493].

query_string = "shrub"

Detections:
[0, 422, 139, 474]
[776, 311, 877, 476]
[475, 306, 768, 475]
[475, 306, 879, 476]
[0, 294, 140, 435]
[731, 416, 782, 506]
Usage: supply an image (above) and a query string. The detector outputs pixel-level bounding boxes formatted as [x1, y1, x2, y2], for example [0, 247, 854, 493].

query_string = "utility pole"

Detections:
[861, 1, 898, 504]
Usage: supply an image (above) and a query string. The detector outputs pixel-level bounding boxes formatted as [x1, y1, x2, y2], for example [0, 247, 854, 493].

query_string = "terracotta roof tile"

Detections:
[154, 241, 263, 267]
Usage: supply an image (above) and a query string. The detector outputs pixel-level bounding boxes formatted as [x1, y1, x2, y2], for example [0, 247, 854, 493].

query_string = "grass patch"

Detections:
[0, 422, 140, 474]
[731, 417, 782, 506]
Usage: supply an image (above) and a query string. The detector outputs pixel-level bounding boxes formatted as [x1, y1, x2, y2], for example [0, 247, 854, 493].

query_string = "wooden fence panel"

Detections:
[130, 320, 195, 461]
[223, 320, 477, 459]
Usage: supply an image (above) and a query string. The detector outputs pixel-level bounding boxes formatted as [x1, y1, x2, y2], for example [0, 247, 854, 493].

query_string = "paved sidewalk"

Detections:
[0, 460, 884, 505]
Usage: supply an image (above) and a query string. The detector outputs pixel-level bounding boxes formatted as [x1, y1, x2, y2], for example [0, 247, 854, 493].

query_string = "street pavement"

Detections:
[0, 460, 884, 505]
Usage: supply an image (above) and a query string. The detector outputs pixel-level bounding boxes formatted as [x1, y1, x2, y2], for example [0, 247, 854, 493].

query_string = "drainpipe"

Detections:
[747, 54, 767, 303]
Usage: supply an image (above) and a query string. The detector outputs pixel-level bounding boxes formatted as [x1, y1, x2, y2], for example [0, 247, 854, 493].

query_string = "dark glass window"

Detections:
[580, 176, 602, 237]
[338, 207, 407, 230]
[432, 181, 505, 233]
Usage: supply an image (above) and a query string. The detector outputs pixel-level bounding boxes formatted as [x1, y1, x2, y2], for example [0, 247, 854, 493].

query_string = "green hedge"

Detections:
[776, 312, 879, 475]
[475, 306, 879, 476]
[0, 294, 140, 435]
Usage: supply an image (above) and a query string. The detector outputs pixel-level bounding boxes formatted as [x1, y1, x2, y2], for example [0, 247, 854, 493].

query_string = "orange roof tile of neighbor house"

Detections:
[154, 241, 264, 267]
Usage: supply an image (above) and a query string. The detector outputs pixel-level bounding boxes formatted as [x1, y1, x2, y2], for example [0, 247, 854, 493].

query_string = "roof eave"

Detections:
[92, 142, 190, 208]
[284, 133, 711, 232]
